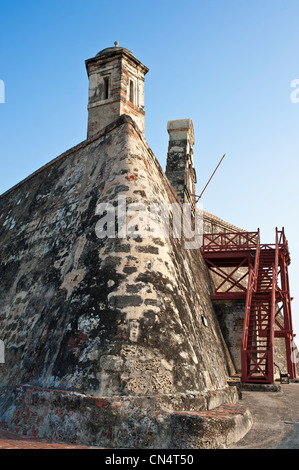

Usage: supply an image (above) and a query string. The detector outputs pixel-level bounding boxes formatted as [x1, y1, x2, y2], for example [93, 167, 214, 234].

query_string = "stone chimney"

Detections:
[165, 119, 197, 205]
[85, 42, 149, 138]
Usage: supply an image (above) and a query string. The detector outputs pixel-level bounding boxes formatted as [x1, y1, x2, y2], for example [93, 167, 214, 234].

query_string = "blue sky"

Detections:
[1, 0, 299, 340]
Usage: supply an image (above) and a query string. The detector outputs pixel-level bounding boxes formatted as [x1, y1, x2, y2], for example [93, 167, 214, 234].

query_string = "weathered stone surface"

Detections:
[0, 114, 244, 446]
[165, 119, 196, 205]
[0, 384, 243, 448]
[169, 404, 253, 449]
[213, 300, 245, 373]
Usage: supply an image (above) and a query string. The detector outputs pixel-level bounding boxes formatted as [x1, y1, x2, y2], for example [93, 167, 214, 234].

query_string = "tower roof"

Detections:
[86, 43, 149, 75]
[96, 45, 135, 59]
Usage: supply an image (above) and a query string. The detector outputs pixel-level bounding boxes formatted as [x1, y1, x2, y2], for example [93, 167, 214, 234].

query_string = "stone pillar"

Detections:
[165, 119, 197, 205]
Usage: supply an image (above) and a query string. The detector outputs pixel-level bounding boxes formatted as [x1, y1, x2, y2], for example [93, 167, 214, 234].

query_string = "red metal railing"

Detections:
[202, 231, 259, 253]
[202, 231, 259, 300]
[241, 230, 260, 380]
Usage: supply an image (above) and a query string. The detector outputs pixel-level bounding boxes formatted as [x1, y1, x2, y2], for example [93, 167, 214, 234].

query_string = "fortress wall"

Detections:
[0, 116, 237, 432]
[0, 117, 134, 400]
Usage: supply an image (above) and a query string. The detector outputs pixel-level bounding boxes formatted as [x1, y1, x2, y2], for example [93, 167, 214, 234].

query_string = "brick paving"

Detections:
[0, 429, 99, 449]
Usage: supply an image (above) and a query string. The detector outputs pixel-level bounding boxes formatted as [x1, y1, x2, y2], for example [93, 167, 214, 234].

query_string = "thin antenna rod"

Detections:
[198, 154, 226, 200]
[191, 154, 226, 210]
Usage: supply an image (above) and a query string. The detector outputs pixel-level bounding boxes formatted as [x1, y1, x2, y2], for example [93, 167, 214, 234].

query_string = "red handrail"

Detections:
[202, 231, 259, 253]
[241, 229, 260, 381]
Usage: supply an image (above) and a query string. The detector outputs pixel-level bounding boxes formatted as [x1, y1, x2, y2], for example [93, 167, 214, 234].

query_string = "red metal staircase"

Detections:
[202, 228, 296, 383]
